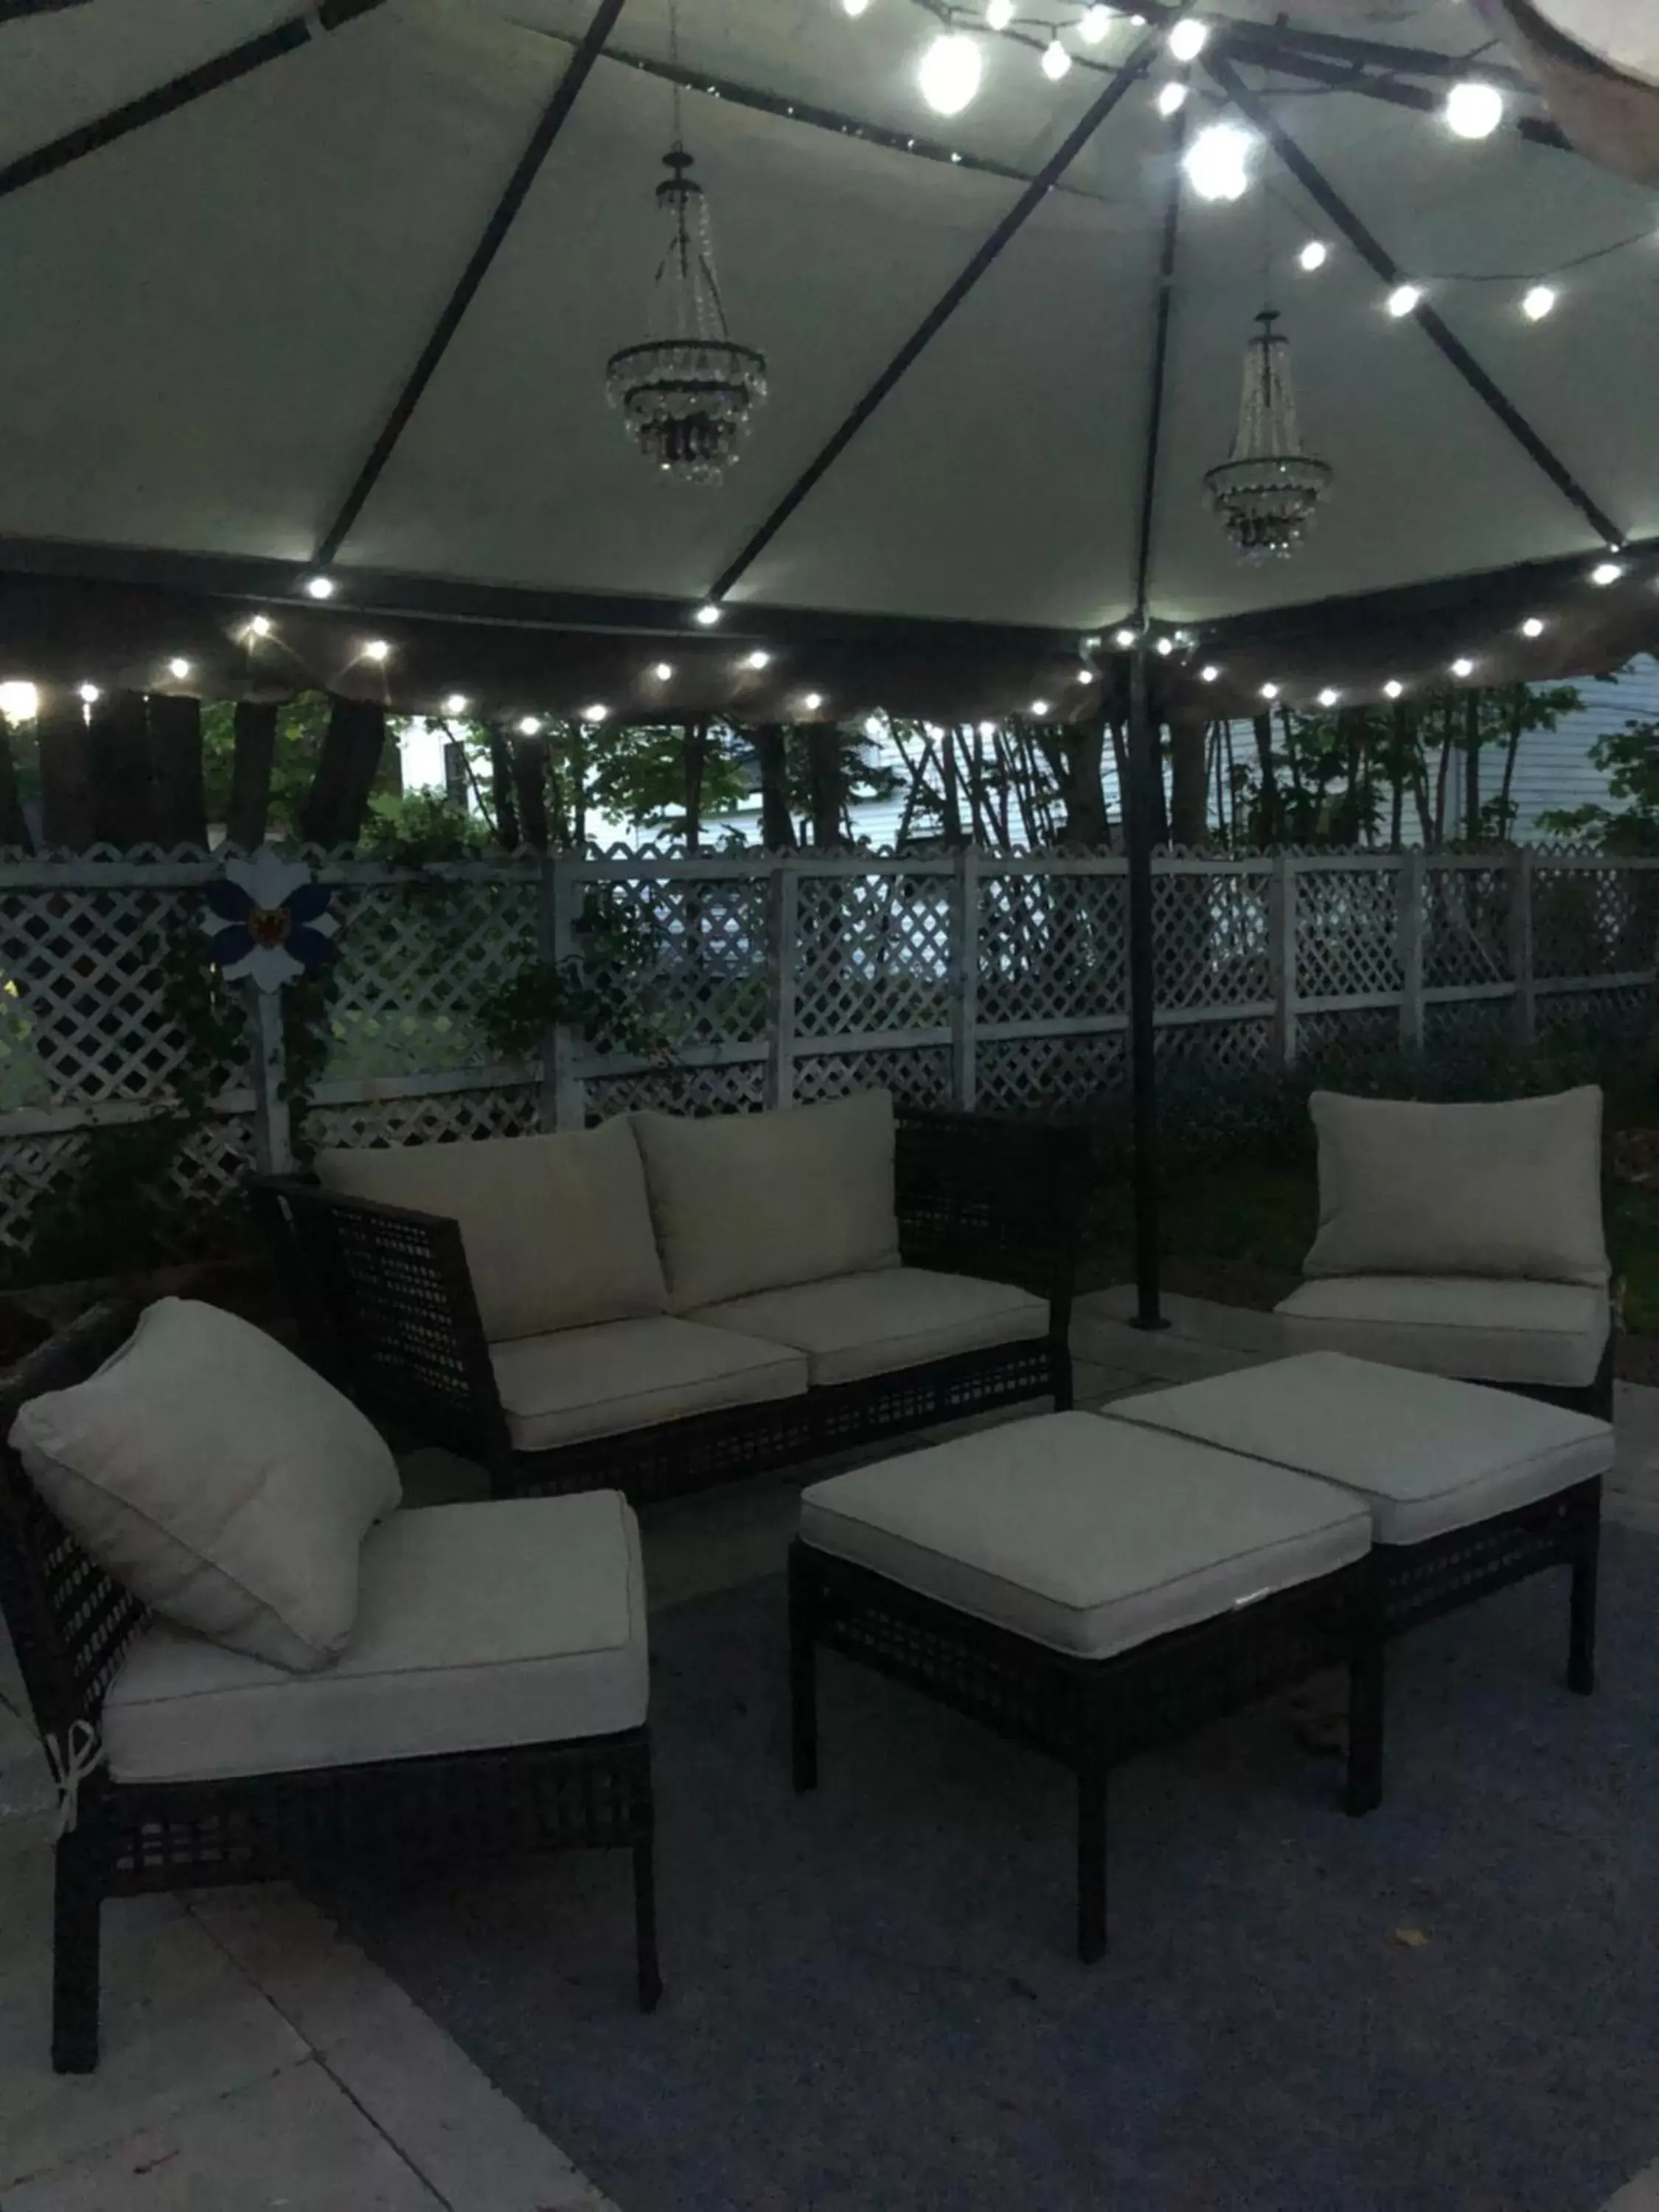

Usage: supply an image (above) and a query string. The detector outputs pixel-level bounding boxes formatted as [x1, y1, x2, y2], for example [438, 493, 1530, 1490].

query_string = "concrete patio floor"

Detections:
[1, 1303, 1657, 2211]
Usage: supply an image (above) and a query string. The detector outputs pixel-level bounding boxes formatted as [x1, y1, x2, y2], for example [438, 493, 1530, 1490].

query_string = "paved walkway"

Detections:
[1, 1308, 1655, 2209]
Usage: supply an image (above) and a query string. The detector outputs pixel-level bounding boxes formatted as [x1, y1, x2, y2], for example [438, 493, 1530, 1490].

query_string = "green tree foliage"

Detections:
[1538, 717, 1659, 851]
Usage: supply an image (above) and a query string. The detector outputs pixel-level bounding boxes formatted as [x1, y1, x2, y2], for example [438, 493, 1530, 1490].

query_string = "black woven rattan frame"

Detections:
[0, 1304, 661, 2075]
[789, 1539, 1378, 1963]
[251, 1106, 1087, 1507]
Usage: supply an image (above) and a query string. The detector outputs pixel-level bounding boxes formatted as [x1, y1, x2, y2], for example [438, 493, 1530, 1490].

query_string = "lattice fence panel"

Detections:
[1155, 1017, 1275, 1078]
[1423, 866, 1512, 990]
[305, 1085, 541, 1153]
[793, 872, 951, 1041]
[320, 874, 537, 1082]
[794, 1046, 953, 1108]
[1531, 863, 1659, 980]
[585, 1062, 766, 1121]
[1296, 869, 1400, 1001]
[975, 1034, 1124, 1115]
[1536, 984, 1652, 1046]
[1153, 873, 1270, 1009]
[1295, 1008, 1400, 1067]
[1423, 998, 1513, 1058]
[976, 872, 1124, 1026]
[577, 873, 771, 1051]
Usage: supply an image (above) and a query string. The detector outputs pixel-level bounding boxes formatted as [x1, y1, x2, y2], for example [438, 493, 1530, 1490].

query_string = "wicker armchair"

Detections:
[253, 1106, 1088, 1508]
[0, 1302, 660, 2074]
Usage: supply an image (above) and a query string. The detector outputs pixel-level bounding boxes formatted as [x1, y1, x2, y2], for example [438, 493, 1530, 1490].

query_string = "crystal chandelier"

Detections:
[605, 142, 768, 485]
[1203, 310, 1332, 560]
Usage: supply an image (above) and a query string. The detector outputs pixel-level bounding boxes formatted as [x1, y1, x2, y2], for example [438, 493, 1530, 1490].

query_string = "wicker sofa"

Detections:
[254, 1093, 1086, 1506]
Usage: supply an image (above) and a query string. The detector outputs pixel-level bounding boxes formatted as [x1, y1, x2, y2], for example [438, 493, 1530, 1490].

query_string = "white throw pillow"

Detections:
[1304, 1087, 1608, 1287]
[316, 1117, 667, 1343]
[8, 1298, 401, 1674]
[634, 1091, 902, 1312]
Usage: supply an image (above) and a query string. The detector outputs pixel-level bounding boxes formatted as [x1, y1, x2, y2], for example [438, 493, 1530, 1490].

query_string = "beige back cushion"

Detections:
[634, 1091, 902, 1311]
[316, 1119, 667, 1343]
[1304, 1087, 1608, 1287]
[9, 1298, 401, 1674]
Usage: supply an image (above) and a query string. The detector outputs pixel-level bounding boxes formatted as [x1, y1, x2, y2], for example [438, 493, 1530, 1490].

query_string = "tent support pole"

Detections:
[1125, 646, 1164, 1332]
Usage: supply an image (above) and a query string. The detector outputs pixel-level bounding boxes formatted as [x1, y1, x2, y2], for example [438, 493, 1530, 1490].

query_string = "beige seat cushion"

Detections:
[633, 1092, 900, 1312]
[103, 1492, 647, 1786]
[1304, 1087, 1608, 1287]
[691, 1267, 1048, 1387]
[1105, 1352, 1612, 1546]
[799, 1411, 1371, 1659]
[490, 1317, 807, 1453]
[1275, 1276, 1610, 1390]
[8, 1298, 400, 1674]
[316, 1118, 667, 1343]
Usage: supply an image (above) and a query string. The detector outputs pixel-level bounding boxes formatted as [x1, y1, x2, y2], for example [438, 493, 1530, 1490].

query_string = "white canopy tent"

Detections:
[0, 0, 1652, 715]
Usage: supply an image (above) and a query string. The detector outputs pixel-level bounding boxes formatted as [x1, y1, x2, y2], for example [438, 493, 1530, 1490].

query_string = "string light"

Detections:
[1157, 82, 1188, 117]
[1450, 656, 1476, 678]
[1259, 682, 1279, 700]
[1113, 627, 1138, 648]
[985, 0, 1013, 25]
[1384, 679, 1404, 699]
[1077, 669, 1096, 685]
[1200, 665, 1220, 683]
[1444, 80, 1505, 139]
[364, 639, 392, 662]
[803, 692, 826, 711]
[1520, 616, 1546, 638]
[1318, 687, 1340, 707]
[1386, 285, 1422, 317]
[1298, 240, 1329, 272]
[246, 615, 273, 639]
[1030, 698, 1051, 714]
[1041, 36, 1071, 81]
[582, 702, 610, 722]
[304, 575, 335, 600]
[919, 33, 984, 114]
[168, 658, 192, 681]
[517, 715, 542, 737]
[77, 684, 101, 705]
[1155, 637, 1175, 656]
[1079, 4, 1113, 42]
[841, 0, 870, 13]
[1591, 561, 1624, 585]
[1521, 285, 1557, 321]
[1184, 122, 1252, 203]
[1166, 16, 1208, 61]
[695, 603, 723, 626]
[652, 661, 675, 681]
[443, 692, 469, 714]
[0, 681, 38, 720]
[744, 649, 772, 670]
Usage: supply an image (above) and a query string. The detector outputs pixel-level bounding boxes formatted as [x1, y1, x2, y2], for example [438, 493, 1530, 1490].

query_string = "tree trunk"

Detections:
[0, 724, 30, 850]
[1166, 712, 1208, 847]
[1464, 691, 1481, 841]
[804, 726, 844, 849]
[147, 694, 206, 850]
[1498, 690, 1525, 840]
[296, 698, 386, 848]
[1432, 703, 1455, 846]
[940, 727, 966, 846]
[751, 723, 796, 849]
[38, 695, 94, 851]
[511, 736, 550, 852]
[90, 690, 156, 849]
[1034, 721, 1110, 848]
[1251, 712, 1279, 842]
[487, 726, 521, 850]
[682, 717, 709, 854]
[1389, 702, 1408, 850]
[226, 701, 278, 849]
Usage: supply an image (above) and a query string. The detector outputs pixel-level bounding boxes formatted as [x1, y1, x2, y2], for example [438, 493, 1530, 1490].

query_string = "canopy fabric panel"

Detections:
[0, 0, 1650, 651]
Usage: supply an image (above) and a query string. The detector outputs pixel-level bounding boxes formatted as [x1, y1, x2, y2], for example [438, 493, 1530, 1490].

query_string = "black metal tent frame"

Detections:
[0, 0, 1641, 1325]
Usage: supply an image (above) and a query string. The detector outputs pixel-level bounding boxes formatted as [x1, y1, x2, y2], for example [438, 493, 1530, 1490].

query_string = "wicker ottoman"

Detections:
[1106, 1351, 1613, 1807]
[790, 1410, 1374, 1961]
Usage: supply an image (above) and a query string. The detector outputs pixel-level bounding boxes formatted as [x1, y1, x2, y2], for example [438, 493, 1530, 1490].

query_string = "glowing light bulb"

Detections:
[1200, 665, 1220, 684]
[1298, 240, 1329, 272]
[842, 0, 870, 14]
[582, 703, 610, 722]
[364, 639, 391, 662]
[985, 0, 1012, 27]
[652, 661, 674, 681]
[1166, 15, 1208, 61]
[919, 32, 984, 114]
[1155, 637, 1175, 656]
[1450, 657, 1475, 678]
[1030, 698, 1051, 714]
[1079, 4, 1113, 43]
[1521, 284, 1557, 321]
[1386, 284, 1422, 317]
[77, 683, 101, 705]
[1384, 680, 1404, 700]
[0, 681, 38, 720]
[803, 692, 826, 712]
[745, 650, 772, 670]
[1077, 669, 1096, 685]
[1184, 122, 1252, 202]
[1041, 35, 1071, 80]
[1113, 627, 1138, 648]
[1318, 688, 1340, 707]
[1520, 617, 1545, 639]
[247, 615, 273, 639]
[1592, 562, 1624, 586]
[1157, 81, 1188, 116]
[443, 692, 469, 714]
[1444, 80, 1504, 139]
[304, 574, 335, 600]
[1259, 682, 1279, 700]
[695, 603, 723, 627]
[168, 658, 192, 681]
[517, 716, 542, 737]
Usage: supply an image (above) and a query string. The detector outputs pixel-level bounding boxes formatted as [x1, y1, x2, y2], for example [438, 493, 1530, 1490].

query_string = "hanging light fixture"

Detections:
[1202, 309, 1332, 561]
[605, 13, 768, 486]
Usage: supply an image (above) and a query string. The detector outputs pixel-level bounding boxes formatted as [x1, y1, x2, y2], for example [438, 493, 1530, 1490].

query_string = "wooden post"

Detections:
[540, 852, 586, 1132]
[1397, 848, 1426, 1054]
[950, 845, 980, 1111]
[1267, 850, 1298, 1068]
[1509, 845, 1537, 1050]
[247, 984, 291, 1175]
[764, 857, 800, 1110]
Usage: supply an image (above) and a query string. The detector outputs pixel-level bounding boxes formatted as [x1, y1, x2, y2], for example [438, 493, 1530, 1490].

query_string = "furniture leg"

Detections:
[1568, 1481, 1601, 1697]
[789, 1543, 820, 1793]
[1343, 1562, 1386, 1818]
[1076, 1684, 1107, 1963]
[633, 1835, 662, 2012]
[51, 1833, 102, 2075]
[1051, 1338, 1075, 1414]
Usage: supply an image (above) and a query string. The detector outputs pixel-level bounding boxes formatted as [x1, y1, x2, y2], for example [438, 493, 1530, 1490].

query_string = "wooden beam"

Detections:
[313, 0, 628, 568]
[705, 26, 1163, 608]
[0, 0, 390, 203]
